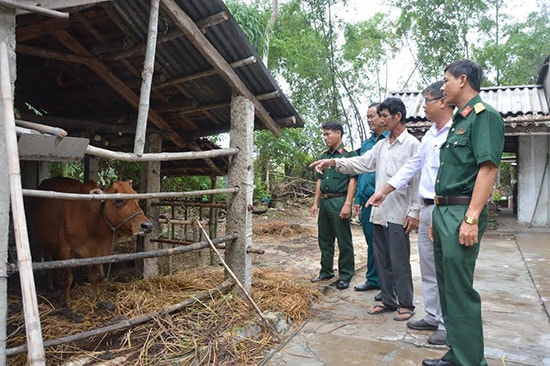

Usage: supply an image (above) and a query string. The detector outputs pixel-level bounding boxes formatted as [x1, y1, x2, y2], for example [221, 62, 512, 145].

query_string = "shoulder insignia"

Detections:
[474, 102, 486, 114]
[343, 146, 353, 152]
[460, 105, 472, 118]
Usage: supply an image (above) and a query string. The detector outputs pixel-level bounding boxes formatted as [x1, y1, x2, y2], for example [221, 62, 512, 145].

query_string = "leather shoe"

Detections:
[336, 280, 350, 290]
[422, 358, 453, 366]
[374, 291, 382, 301]
[354, 282, 380, 291]
[310, 274, 334, 283]
[407, 318, 438, 331]
[428, 329, 447, 345]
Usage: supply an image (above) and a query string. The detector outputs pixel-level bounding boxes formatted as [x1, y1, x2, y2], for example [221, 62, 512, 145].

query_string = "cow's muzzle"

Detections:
[140, 220, 154, 235]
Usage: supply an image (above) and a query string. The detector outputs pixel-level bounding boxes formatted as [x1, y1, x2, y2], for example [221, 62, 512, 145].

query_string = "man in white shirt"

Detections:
[310, 97, 420, 321]
[368, 81, 453, 345]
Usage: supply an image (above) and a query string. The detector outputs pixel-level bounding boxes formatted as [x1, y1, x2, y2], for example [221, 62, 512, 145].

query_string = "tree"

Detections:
[390, 0, 549, 86]
[474, 11, 550, 85]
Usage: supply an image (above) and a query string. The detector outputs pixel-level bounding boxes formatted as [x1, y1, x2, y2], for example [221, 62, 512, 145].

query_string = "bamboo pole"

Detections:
[7, 280, 234, 356]
[195, 220, 281, 340]
[15, 119, 67, 137]
[22, 187, 239, 200]
[25, 235, 237, 272]
[0, 0, 69, 19]
[0, 41, 45, 366]
[87, 144, 239, 161]
[134, 0, 160, 156]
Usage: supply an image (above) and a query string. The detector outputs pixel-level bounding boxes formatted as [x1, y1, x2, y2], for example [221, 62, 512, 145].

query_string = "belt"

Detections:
[434, 196, 471, 205]
[423, 198, 434, 206]
[321, 192, 347, 199]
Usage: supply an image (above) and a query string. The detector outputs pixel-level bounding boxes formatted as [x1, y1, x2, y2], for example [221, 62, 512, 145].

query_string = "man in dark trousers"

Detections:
[353, 103, 388, 301]
[310, 121, 357, 290]
[422, 59, 504, 366]
[310, 98, 420, 320]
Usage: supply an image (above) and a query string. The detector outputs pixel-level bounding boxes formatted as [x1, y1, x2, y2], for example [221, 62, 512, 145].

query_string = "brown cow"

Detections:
[28, 177, 153, 306]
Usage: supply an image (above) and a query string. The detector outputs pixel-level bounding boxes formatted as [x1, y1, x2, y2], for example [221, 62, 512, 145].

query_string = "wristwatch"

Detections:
[464, 215, 478, 225]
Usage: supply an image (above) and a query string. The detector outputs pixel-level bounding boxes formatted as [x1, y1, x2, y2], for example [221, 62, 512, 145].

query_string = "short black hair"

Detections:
[321, 121, 344, 136]
[444, 59, 483, 92]
[422, 80, 444, 99]
[378, 97, 406, 123]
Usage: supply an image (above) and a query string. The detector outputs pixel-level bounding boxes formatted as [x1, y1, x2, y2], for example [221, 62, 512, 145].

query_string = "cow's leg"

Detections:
[64, 267, 73, 307]
[89, 264, 103, 300]
[89, 264, 114, 311]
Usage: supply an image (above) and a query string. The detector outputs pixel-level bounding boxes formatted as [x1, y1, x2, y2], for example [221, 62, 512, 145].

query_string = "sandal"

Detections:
[393, 308, 415, 321]
[367, 304, 396, 315]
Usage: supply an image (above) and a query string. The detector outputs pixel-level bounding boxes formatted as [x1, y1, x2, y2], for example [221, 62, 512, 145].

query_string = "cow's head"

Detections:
[100, 180, 153, 237]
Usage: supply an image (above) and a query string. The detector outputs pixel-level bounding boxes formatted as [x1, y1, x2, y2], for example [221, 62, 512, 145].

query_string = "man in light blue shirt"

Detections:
[353, 103, 388, 297]
[368, 81, 453, 344]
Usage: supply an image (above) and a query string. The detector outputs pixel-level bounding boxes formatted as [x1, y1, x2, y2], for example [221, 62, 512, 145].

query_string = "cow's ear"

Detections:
[126, 180, 133, 187]
[90, 188, 103, 195]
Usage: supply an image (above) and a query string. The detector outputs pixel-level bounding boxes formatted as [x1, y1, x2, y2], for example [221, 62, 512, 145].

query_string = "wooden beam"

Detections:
[16, 18, 69, 42]
[160, 0, 281, 137]
[102, 12, 228, 61]
[51, 30, 187, 148]
[18, 114, 171, 137]
[195, 11, 228, 31]
[154, 56, 257, 90]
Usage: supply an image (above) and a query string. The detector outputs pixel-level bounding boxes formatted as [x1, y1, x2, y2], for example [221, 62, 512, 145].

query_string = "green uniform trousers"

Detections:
[433, 205, 488, 366]
[317, 196, 355, 281]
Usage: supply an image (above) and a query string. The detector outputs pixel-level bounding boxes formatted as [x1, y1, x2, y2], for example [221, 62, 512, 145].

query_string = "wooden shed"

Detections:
[0, 1, 303, 364]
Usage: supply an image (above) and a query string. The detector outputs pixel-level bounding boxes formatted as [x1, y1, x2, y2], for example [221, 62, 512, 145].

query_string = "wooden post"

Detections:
[0, 41, 45, 365]
[225, 95, 254, 290]
[134, 0, 160, 156]
[140, 133, 162, 277]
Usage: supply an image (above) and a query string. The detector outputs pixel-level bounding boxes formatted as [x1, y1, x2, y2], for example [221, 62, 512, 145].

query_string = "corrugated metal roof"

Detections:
[390, 85, 549, 122]
[14, 0, 303, 176]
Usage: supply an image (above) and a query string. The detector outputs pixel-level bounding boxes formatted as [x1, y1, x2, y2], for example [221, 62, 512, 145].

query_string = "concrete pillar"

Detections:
[138, 133, 162, 277]
[84, 156, 100, 182]
[0, 9, 16, 366]
[226, 94, 254, 290]
[517, 135, 550, 226]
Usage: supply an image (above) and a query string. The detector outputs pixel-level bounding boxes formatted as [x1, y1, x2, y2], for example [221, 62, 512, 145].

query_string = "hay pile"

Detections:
[7, 267, 321, 365]
[253, 220, 312, 239]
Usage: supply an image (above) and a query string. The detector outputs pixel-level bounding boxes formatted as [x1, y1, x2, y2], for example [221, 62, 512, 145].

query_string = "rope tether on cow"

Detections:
[101, 205, 146, 294]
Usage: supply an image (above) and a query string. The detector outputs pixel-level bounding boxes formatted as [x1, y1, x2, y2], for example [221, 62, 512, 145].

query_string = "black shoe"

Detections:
[310, 274, 335, 283]
[353, 282, 380, 291]
[336, 280, 350, 290]
[407, 318, 438, 331]
[374, 291, 382, 301]
[422, 358, 453, 366]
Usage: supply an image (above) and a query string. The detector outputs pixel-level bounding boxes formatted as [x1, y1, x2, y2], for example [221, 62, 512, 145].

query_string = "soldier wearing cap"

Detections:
[310, 121, 357, 290]
[422, 60, 504, 366]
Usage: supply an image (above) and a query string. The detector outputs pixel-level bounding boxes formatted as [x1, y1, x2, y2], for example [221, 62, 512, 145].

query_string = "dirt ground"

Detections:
[251, 201, 369, 281]
[6, 201, 371, 365]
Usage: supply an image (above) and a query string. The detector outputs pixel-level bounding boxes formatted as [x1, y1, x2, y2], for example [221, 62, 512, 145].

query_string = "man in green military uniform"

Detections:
[422, 60, 504, 366]
[310, 121, 357, 290]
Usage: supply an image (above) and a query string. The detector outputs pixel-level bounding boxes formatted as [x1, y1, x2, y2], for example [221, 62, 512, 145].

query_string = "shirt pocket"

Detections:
[444, 134, 473, 165]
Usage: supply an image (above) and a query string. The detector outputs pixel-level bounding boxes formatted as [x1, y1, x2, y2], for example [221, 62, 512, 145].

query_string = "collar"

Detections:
[393, 128, 409, 144]
[325, 143, 345, 155]
[456, 95, 482, 119]
[429, 120, 452, 136]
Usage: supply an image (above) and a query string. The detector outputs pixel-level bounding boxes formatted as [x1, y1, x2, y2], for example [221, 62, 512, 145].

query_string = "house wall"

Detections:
[517, 134, 550, 226]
